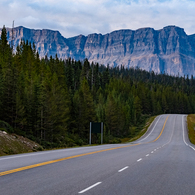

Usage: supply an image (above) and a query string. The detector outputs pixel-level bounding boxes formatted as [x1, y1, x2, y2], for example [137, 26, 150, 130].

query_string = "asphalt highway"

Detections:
[1, 114, 195, 195]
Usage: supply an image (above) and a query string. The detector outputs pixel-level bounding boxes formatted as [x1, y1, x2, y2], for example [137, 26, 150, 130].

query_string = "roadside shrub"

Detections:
[0, 120, 14, 133]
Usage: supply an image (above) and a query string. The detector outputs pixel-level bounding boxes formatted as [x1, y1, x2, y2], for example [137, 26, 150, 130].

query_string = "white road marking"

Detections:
[151, 151, 154, 153]
[154, 149, 156, 151]
[183, 115, 188, 147]
[78, 182, 102, 194]
[189, 145, 195, 151]
[137, 158, 142, 162]
[0, 151, 54, 160]
[163, 115, 176, 147]
[0, 147, 92, 161]
[182, 115, 195, 151]
[146, 154, 149, 157]
[118, 166, 129, 172]
[139, 116, 162, 142]
[0, 145, 115, 161]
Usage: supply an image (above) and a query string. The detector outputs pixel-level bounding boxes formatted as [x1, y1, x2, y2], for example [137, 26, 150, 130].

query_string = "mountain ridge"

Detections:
[2, 25, 195, 76]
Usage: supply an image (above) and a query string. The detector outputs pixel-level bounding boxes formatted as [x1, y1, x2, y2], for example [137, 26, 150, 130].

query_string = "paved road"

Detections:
[1, 114, 195, 195]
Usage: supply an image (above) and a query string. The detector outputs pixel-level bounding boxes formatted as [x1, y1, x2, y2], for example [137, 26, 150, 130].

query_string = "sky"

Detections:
[0, 0, 195, 38]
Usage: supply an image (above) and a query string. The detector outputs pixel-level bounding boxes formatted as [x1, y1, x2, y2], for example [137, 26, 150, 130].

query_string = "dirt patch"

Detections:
[0, 130, 43, 156]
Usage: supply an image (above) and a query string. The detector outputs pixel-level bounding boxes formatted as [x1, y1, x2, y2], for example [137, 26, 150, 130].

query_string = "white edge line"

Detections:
[139, 115, 162, 142]
[78, 182, 102, 194]
[146, 154, 149, 156]
[0, 148, 86, 161]
[189, 145, 195, 151]
[183, 115, 195, 151]
[183, 115, 189, 146]
[0, 145, 115, 161]
[118, 166, 129, 172]
[137, 158, 142, 162]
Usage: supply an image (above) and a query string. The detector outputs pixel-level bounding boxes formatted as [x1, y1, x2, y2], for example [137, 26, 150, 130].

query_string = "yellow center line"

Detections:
[145, 115, 169, 144]
[152, 115, 169, 142]
[0, 115, 169, 177]
[0, 144, 140, 176]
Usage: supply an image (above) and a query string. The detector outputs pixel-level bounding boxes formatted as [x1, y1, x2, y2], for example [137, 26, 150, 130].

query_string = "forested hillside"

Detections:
[0, 26, 195, 148]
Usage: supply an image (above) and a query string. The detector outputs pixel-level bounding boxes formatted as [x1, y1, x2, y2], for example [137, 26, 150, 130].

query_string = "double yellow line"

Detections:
[0, 115, 169, 177]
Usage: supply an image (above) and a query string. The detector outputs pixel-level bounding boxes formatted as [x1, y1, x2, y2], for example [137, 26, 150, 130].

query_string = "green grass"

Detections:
[187, 114, 195, 145]
[128, 115, 157, 142]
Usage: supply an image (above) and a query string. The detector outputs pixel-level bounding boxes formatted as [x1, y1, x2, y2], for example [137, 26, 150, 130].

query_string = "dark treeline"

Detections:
[0, 26, 195, 148]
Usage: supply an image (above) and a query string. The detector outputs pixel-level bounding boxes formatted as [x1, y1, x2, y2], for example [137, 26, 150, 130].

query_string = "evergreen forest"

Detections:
[0, 26, 195, 148]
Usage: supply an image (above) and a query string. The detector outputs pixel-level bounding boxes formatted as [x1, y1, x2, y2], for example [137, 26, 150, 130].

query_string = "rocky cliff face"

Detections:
[3, 25, 195, 76]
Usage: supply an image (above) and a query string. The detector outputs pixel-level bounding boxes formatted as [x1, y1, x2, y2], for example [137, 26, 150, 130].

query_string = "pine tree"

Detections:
[96, 89, 105, 123]
[105, 93, 118, 136]
[0, 26, 16, 126]
[80, 59, 90, 82]
[47, 73, 70, 145]
[73, 77, 95, 142]
[102, 66, 110, 89]
[134, 96, 142, 124]
[161, 94, 168, 114]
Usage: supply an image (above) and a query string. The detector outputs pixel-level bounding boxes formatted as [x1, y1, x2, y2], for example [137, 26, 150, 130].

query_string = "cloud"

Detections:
[0, 0, 195, 38]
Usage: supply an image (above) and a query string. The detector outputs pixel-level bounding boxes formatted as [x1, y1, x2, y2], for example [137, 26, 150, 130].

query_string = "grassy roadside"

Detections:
[50, 115, 157, 147]
[187, 114, 195, 145]
[0, 115, 157, 156]
[126, 115, 157, 143]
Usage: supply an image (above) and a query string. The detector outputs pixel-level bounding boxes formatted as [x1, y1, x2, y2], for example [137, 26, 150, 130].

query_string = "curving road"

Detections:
[1, 114, 195, 195]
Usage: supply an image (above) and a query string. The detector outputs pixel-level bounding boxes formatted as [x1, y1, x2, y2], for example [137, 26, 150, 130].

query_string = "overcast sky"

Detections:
[0, 0, 195, 38]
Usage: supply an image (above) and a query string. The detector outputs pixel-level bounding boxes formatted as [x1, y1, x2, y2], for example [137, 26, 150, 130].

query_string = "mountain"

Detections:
[3, 25, 195, 76]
